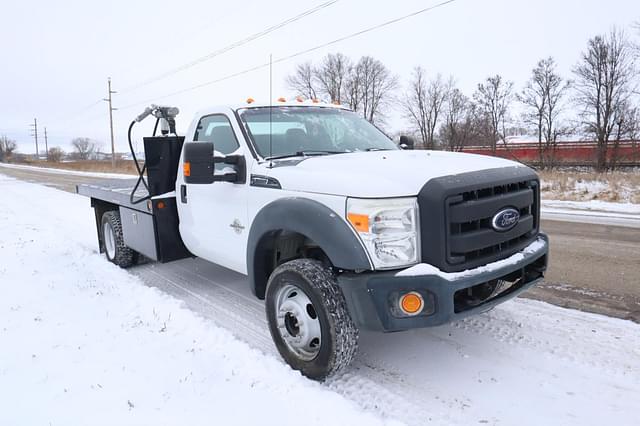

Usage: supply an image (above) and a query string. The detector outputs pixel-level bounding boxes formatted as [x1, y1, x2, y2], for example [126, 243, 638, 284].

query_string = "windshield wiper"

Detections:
[365, 147, 393, 152]
[264, 150, 347, 161]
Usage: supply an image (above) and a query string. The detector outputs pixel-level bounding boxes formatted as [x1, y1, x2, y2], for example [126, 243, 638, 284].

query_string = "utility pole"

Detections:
[29, 118, 39, 159]
[103, 77, 117, 169]
[44, 127, 49, 161]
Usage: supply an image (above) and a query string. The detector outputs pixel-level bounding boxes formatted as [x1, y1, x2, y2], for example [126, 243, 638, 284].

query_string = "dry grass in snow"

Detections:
[539, 169, 640, 203]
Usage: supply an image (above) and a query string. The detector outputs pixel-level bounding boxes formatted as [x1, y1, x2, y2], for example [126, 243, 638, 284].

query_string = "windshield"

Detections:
[238, 106, 398, 159]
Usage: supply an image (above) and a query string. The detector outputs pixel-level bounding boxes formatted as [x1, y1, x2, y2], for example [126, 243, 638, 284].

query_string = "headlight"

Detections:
[346, 197, 420, 269]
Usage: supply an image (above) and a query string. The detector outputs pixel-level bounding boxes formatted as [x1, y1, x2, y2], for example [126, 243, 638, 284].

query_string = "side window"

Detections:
[194, 114, 240, 155]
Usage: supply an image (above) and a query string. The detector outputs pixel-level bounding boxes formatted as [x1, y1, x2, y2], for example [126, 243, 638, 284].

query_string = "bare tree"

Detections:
[71, 137, 96, 160]
[440, 84, 478, 152]
[610, 101, 640, 169]
[345, 62, 364, 112]
[315, 53, 351, 103]
[346, 56, 398, 124]
[473, 75, 514, 153]
[403, 67, 428, 148]
[0, 135, 18, 162]
[403, 67, 448, 149]
[573, 28, 638, 171]
[286, 61, 319, 100]
[519, 57, 570, 168]
[48, 147, 65, 162]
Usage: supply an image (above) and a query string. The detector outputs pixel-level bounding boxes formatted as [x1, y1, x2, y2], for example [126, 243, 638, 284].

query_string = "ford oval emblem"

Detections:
[492, 208, 520, 232]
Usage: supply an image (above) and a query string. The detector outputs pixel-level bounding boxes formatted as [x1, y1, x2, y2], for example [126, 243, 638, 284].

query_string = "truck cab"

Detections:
[79, 101, 548, 380]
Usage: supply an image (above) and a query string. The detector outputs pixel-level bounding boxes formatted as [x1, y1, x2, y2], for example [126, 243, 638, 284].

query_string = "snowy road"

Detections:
[1, 173, 639, 426]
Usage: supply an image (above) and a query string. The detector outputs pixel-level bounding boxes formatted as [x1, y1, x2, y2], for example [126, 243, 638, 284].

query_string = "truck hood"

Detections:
[267, 150, 527, 198]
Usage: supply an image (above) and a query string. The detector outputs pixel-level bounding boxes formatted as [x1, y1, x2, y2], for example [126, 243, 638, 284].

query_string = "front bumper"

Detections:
[338, 233, 549, 332]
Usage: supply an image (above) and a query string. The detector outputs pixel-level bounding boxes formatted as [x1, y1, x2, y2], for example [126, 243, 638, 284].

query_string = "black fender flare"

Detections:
[247, 197, 372, 298]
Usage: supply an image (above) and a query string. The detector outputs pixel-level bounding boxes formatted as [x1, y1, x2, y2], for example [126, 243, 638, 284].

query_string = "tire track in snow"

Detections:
[131, 259, 454, 426]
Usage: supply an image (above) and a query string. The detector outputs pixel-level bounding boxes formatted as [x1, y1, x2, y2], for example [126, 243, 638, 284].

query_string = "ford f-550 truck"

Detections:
[77, 101, 548, 380]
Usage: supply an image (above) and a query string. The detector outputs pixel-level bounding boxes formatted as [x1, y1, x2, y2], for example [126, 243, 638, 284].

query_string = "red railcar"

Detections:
[460, 140, 640, 167]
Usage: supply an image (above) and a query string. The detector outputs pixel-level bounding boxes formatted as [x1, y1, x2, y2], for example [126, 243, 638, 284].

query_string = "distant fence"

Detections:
[460, 140, 640, 167]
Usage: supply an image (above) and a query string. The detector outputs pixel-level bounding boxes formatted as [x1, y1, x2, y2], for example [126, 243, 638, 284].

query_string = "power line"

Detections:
[55, 99, 104, 125]
[111, 4, 246, 79]
[118, 0, 340, 94]
[119, 0, 458, 110]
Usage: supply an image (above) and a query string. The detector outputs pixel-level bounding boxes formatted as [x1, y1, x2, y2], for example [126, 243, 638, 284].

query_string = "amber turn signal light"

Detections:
[183, 161, 191, 177]
[347, 213, 369, 233]
[399, 292, 424, 315]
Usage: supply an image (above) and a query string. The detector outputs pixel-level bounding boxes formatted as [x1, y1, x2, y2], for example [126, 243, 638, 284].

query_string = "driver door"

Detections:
[177, 113, 249, 274]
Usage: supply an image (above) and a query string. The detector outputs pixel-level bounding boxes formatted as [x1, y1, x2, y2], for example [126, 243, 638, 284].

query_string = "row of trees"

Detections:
[287, 27, 640, 171]
[0, 136, 100, 163]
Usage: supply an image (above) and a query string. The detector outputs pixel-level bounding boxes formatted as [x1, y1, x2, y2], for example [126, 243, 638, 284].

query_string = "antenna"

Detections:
[269, 53, 273, 168]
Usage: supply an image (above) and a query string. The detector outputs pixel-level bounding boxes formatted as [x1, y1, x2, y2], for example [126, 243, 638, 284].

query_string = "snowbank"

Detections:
[0, 162, 136, 179]
[542, 199, 640, 214]
[0, 175, 396, 426]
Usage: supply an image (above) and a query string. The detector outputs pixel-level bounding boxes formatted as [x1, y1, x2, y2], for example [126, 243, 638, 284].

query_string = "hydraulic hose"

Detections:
[128, 119, 153, 205]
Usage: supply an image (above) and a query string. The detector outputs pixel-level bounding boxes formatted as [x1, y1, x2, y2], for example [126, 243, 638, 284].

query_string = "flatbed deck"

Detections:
[76, 179, 152, 213]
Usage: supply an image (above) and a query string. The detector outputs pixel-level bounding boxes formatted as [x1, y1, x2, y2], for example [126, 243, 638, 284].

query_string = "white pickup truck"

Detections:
[77, 101, 548, 380]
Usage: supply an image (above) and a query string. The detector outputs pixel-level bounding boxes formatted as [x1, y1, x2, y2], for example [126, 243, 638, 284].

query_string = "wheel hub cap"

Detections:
[275, 284, 322, 361]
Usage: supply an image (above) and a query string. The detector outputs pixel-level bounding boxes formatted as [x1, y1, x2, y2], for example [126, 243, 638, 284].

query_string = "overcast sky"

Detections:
[1, 0, 639, 155]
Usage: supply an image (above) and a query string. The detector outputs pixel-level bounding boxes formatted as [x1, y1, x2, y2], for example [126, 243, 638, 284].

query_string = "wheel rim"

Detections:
[103, 221, 116, 259]
[274, 284, 322, 361]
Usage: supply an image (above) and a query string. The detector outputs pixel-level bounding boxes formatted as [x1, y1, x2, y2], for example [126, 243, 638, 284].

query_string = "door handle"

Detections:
[180, 185, 187, 203]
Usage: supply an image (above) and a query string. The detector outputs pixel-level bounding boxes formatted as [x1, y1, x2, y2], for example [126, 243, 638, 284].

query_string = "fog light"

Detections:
[399, 292, 424, 316]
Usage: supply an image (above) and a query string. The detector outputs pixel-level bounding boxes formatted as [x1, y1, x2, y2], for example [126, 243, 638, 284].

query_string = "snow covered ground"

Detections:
[0, 175, 395, 426]
[1, 174, 639, 426]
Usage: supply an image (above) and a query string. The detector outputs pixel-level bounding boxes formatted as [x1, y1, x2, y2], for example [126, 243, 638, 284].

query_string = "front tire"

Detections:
[101, 211, 135, 268]
[265, 259, 358, 380]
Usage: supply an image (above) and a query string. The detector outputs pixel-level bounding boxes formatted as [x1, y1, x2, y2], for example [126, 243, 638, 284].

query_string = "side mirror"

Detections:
[183, 142, 246, 184]
[213, 151, 246, 184]
[183, 142, 214, 184]
[399, 135, 415, 150]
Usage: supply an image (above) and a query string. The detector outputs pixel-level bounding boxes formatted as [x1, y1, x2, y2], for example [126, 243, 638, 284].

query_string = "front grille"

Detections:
[446, 180, 538, 268]
[418, 167, 540, 273]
